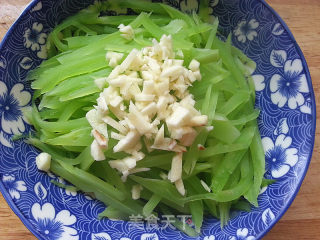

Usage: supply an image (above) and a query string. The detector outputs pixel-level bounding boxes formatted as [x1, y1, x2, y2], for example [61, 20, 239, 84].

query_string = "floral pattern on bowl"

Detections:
[0, 0, 316, 239]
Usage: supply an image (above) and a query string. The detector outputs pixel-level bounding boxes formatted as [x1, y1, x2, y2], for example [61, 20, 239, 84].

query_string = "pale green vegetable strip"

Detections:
[199, 0, 210, 22]
[160, 205, 198, 237]
[99, 161, 127, 192]
[57, 160, 126, 201]
[99, 206, 129, 220]
[183, 128, 208, 175]
[26, 138, 81, 165]
[59, 85, 100, 102]
[230, 109, 260, 126]
[210, 150, 247, 192]
[202, 126, 256, 158]
[219, 91, 250, 116]
[186, 181, 203, 233]
[219, 202, 231, 228]
[130, 175, 185, 206]
[185, 154, 253, 202]
[142, 194, 162, 217]
[52, 161, 143, 215]
[210, 117, 240, 144]
[244, 128, 265, 207]
[35, 55, 107, 94]
[205, 18, 219, 49]
[160, 4, 194, 26]
[108, 0, 167, 15]
[77, 146, 94, 171]
[44, 127, 92, 147]
[136, 153, 174, 168]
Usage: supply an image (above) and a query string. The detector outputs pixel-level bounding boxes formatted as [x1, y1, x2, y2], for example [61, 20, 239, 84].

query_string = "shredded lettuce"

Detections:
[24, 1, 268, 236]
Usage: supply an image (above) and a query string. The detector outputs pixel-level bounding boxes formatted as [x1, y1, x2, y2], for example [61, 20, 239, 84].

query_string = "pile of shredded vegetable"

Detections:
[24, 0, 271, 236]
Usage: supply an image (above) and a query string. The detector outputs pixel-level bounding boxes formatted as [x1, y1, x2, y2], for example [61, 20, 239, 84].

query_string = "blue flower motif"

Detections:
[234, 19, 259, 43]
[262, 134, 298, 178]
[229, 228, 255, 240]
[58, 177, 77, 196]
[141, 233, 159, 240]
[91, 232, 111, 240]
[23, 22, 48, 59]
[270, 59, 309, 109]
[31, 203, 79, 240]
[204, 235, 215, 240]
[0, 81, 31, 135]
[2, 174, 27, 200]
[252, 74, 265, 91]
[23, 22, 47, 52]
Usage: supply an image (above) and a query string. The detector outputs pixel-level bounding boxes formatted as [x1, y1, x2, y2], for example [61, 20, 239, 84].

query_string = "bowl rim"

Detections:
[0, 0, 316, 239]
[0, 1, 47, 239]
[255, 0, 316, 238]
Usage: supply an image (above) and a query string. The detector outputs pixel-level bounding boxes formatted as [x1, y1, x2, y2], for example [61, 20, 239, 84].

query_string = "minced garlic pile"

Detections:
[86, 32, 208, 196]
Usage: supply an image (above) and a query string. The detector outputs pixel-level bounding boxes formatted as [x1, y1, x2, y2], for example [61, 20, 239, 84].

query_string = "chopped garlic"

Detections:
[173, 59, 184, 66]
[161, 66, 184, 79]
[141, 102, 157, 116]
[176, 49, 184, 58]
[152, 138, 177, 151]
[92, 129, 108, 149]
[127, 102, 153, 135]
[180, 128, 197, 146]
[135, 94, 155, 102]
[172, 144, 187, 153]
[189, 115, 208, 127]
[168, 153, 183, 183]
[103, 116, 127, 134]
[91, 140, 106, 161]
[119, 49, 139, 72]
[153, 125, 164, 143]
[121, 167, 150, 182]
[111, 131, 125, 140]
[86, 109, 102, 129]
[142, 81, 155, 94]
[106, 51, 124, 67]
[206, 126, 214, 132]
[200, 180, 211, 192]
[131, 151, 145, 161]
[160, 172, 168, 180]
[175, 179, 186, 196]
[189, 59, 200, 72]
[107, 65, 122, 79]
[118, 24, 135, 40]
[109, 96, 123, 108]
[198, 144, 205, 150]
[131, 184, 143, 200]
[113, 130, 140, 153]
[94, 77, 107, 90]
[36, 152, 51, 172]
[166, 106, 190, 128]
[96, 95, 108, 112]
[109, 157, 135, 173]
[87, 34, 212, 185]
[186, 70, 196, 83]
[194, 70, 202, 81]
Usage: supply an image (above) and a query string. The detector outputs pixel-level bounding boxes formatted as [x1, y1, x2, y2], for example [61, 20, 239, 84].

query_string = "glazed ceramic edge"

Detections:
[0, 2, 47, 239]
[255, 0, 316, 239]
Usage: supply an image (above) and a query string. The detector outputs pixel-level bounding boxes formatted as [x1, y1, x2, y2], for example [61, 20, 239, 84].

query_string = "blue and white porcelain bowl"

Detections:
[0, 0, 316, 239]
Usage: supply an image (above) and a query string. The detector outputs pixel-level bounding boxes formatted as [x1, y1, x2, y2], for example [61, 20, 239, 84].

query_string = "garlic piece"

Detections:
[36, 152, 51, 172]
